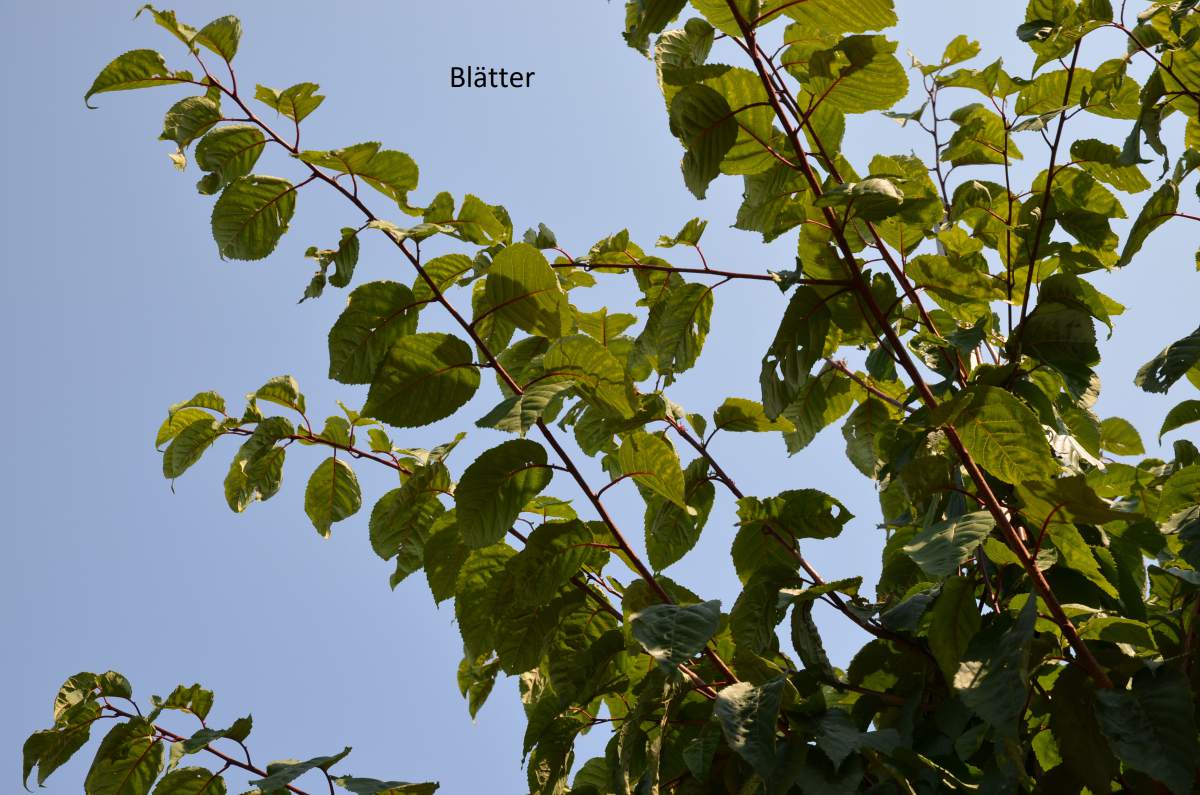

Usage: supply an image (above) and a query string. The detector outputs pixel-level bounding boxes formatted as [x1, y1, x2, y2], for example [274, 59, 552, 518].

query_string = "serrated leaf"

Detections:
[630, 600, 721, 671]
[778, 0, 897, 32]
[902, 511, 995, 578]
[249, 748, 351, 793]
[328, 281, 421, 384]
[163, 419, 221, 479]
[477, 243, 571, 339]
[151, 766, 227, 795]
[160, 96, 220, 150]
[455, 544, 517, 658]
[1095, 667, 1200, 795]
[475, 382, 575, 436]
[1119, 181, 1178, 268]
[333, 776, 439, 795]
[254, 82, 324, 122]
[713, 679, 784, 779]
[542, 335, 635, 418]
[85, 49, 190, 107]
[193, 126, 265, 194]
[85, 719, 164, 795]
[1136, 325, 1200, 394]
[616, 431, 688, 509]
[954, 596, 1036, 734]
[193, 15, 242, 61]
[456, 439, 553, 548]
[211, 175, 297, 261]
[1099, 416, 1145, 454]
[1161, 400, 1200, 440]
[303, 457, 361, 537]
[298, 142, 419, 208]
[369, 462, 448, 567]
[713, 397, 793, 432]
[362, 333, 480, 427]
[669, 84, 737, 199]
[936, 385, 1059, 483]
[925, 575, 981, 684]
[645, 458, 715, 571]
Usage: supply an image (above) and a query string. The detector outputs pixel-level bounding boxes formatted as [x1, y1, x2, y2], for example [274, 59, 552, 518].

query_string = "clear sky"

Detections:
[3, 2, 1196, 792]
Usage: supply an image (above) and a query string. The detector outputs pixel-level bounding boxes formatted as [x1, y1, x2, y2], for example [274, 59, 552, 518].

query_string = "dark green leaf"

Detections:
[456, 439, 553, 548]
[303, 457, 361, 537]
[629, 600, 721, 671]
[328, 281, 421, 384]
[713, 679, 785, 779]
[362, 333, 480, 427]
[211, 175, 297, 261]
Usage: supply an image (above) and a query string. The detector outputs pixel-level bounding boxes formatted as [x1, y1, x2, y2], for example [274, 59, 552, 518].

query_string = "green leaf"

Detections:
[362, 333, 480, 428]
[303, 457, 362, 537]
[1136, 325, 1200, 394]
[475, 382, 575, 437]
[713, 397, 793, 433]
[737, 488, 853, 541]
[23, 710, 100, 788]
[806, 35, 909, 115]
[1161, 400, 1200, 440]
[1078, 615, 1156, 649]
[249, 748, 351, 793]
[422, 516, 469, 604]
[636, 282, 713, 382]
[369, 463, 448, 565]
[179, 716, 252, 753]
[193, 126, 266, 194]
[135, 6, 197, 47]
[954, 596, 1037, 734]
[163, 418, 221, 479]
[85, 719, 164, 795]
[211, 175, 297, 261]
[541, 335, 635, 419]
[1070, 139, 1150, 192]
[477, 243, 571, 339]
[777, 0, 897, 33]
[298, 143, 419, 208]
[456, 440, 553, 548]
[925, 575, 981, 684]
[645, 458, 715, 571]
[617, 431, 688, 509]
[1095, 667, 1200, 794]
[151, 767, 227, 795]
[624, 0, 687, 53]
[669, 84, 737, 199]
[84, 49, 190, 107]
[629, 600, 721, 672]
[328, 281, 421, 384]
[1099, 416, 1145, 454]
[253, 375, 306, 415]
[254, 82, 324, 122]
[224, 416, 292, 512]
[507, 521, 608, 608]
[455, 544, 517, 658]
[152, 684, 213, 721]
[333, 776, 439, 795]
[1119, 181, 1178, 267]
[657, 217, 707, 248]
[791, 599, 835, 679]
[902, 511, 995, 578]
[713, 679, 785, 780]
[193, 15, 242, 61]
[1051, 666, 1119, 794]
[160, 97, 220, 151]
[935, 385, 1059, 483]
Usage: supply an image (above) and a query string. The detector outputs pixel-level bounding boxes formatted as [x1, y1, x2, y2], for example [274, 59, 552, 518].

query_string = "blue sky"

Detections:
[3, 2, 1197, 792]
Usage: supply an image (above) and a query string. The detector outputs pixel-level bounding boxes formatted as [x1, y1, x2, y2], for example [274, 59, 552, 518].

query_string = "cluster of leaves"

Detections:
[25, 1, 1200, 793]
[22, 670, 437, 794]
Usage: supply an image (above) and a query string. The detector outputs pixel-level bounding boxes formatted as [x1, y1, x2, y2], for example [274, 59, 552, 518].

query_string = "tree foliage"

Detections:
[25, 2, 1200, 792]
